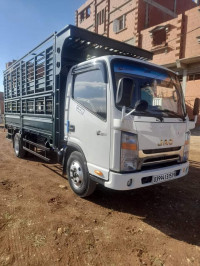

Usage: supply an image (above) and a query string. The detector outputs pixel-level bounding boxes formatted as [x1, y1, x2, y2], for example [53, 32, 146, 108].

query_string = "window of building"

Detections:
[153, 29, 166, 46]
[102, 9, 105, 24]
[86, 6, 91, 18]
[73, 69, 107, 120]
[97, 12, 101, 25]
[80, 11, 84, 23]
[118, 15, 125, 31]
[149, 25, 169, 46]
[80, 6, 91, 23]
[97, 9, 106, 26]
[188, 73, 200, 81]
[195, 73, 200, 80]
[113, 15, 126, 33]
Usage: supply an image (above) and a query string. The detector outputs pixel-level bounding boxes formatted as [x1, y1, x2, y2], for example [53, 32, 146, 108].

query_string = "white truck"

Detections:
[4, 25, 199, 197]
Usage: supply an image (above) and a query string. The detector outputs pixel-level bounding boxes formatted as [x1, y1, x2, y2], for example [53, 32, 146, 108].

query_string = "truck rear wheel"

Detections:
[14, 133, 26, 158]
[67, 151, 96, 197]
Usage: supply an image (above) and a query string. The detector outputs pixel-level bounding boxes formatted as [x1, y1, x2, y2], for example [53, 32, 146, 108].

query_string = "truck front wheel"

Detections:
[14, 133, 26, 158]
[67, 151, 96, 197]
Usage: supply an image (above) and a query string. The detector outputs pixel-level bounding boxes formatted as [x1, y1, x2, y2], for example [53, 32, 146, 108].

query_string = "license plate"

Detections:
[153, 171, 176, 184]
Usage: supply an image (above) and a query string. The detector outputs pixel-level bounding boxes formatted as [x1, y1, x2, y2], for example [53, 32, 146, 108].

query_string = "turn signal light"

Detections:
[121, 143, 137, 150]
[94, 170, 103, 176]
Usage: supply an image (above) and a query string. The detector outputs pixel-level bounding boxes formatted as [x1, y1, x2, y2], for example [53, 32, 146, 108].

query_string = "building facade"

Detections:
[0, 92, 4, 116]
[76, 0, 200, 123]
[140, 6, 200, 122]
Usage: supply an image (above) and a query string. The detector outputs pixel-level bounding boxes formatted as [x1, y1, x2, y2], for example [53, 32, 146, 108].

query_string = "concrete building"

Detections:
[0, 92, 4, 124]
[0, 92, 4, 114]
[76, 0, 200, 123]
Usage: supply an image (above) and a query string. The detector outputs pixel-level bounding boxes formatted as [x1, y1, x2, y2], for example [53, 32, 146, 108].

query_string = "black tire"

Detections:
[67, 151, 96, 197]
[14, 133, 26, 158]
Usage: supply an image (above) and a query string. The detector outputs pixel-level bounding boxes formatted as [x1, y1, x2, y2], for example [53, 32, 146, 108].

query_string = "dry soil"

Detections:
[0, 127, 200, 266]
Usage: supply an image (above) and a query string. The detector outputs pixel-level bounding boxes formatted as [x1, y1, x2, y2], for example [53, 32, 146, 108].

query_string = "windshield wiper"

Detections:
[125, 107, 163, 122]
[154, 109, 185, 120]
[140, 110, 164, 122]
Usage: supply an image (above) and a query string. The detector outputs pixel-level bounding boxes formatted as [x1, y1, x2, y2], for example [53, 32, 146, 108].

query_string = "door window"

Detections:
[73, 69, 107, 120]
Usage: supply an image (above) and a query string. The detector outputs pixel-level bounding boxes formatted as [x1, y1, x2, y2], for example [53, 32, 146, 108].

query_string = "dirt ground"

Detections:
[0, 127, 200, 266]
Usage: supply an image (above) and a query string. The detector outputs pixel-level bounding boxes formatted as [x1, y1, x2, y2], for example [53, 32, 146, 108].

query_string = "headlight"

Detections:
[121, 132, 138, 172]
[182, 131, 190, 162]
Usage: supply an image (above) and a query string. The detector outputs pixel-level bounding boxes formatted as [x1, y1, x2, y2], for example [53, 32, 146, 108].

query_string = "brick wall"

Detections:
[76, 0, 198, 41]
[185, 80, 200, 124]
[127, 0, 196, 34]
[77, 0, 94, 31]
[109, 0, 137, 42]
[140, 6, 200, 123]
[176, 0, 196, 14]
[184, 7, 200, 58]
[140, 15, 182, 65]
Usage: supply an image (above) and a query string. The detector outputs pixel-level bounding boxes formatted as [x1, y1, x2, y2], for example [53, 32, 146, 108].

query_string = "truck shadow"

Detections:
[42, 163, 65, 178]
[88, 160, 200, 246]
[191, 127, 200, 136]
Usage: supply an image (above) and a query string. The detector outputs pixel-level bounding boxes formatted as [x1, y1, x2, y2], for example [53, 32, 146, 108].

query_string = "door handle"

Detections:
[69, 125, 75, 132]
[96, 130, 106, 136]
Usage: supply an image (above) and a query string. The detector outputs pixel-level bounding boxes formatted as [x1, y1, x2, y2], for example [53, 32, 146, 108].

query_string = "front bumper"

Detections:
[104, 161, 189, 190]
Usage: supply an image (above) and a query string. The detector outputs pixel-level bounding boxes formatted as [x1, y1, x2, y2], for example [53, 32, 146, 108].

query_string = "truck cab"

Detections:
[64, 55, 198, 196]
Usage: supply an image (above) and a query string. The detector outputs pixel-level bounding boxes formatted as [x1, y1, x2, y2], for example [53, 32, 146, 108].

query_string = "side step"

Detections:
[6, 130, 14, 140]
[23, 138, 51, 162]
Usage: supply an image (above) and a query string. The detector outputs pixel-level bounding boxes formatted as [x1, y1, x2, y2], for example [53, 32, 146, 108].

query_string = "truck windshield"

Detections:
[112, 59, 186, 119]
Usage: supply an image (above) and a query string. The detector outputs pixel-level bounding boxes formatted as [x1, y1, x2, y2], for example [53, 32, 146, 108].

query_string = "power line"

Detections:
[167, 25, 200, 44]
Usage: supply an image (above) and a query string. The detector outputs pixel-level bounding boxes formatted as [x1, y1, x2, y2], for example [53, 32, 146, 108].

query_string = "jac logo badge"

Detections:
[158, 139, 173, 146]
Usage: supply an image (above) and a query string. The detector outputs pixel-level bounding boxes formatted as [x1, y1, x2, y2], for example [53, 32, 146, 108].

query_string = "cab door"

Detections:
[67, 62, 110, 180]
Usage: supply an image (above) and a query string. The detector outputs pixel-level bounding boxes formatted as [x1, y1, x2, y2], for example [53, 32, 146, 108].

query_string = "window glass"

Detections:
[86, 6, 91, 18]
[80, 11, 84, 23]
[119, 15, 125, 31]
[113, 59, 186, 119]
[73, 69, 107, 120]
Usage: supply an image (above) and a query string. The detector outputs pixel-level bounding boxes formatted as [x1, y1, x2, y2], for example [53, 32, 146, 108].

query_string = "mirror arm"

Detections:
[121, 106, 126, 121]
[124, 108, 135, 118]
[194, 115, 198, 124]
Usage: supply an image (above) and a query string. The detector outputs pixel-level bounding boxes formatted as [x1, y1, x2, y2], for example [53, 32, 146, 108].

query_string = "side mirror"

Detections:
[116, 78, 134, 107]
[193, 98, 200, 116]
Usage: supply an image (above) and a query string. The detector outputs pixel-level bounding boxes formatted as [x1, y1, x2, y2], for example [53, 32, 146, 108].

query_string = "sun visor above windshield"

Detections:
[114, 61, 169, 81]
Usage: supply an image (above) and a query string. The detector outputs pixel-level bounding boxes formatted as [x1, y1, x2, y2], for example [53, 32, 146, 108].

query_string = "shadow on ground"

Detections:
[85, 160, 200, 246]
[191, 126, 200, 136]
[18, 145, 200, 247]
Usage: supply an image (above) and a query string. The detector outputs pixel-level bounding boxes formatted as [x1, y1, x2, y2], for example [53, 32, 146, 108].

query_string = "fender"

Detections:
[62, 142, 87, 175]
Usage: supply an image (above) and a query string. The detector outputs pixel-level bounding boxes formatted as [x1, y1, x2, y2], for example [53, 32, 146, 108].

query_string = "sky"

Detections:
[0, 0, 86, 92]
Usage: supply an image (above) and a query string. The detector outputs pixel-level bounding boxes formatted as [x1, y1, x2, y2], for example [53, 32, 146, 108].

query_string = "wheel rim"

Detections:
[69, 160, 84, 189]
[14, 138, 19, 155]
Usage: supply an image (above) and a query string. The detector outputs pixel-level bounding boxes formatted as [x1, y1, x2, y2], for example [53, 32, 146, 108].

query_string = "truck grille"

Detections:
[143, 155, 179, 165]
[139, 147, 183, 171]
[143, 147, 181, 154]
